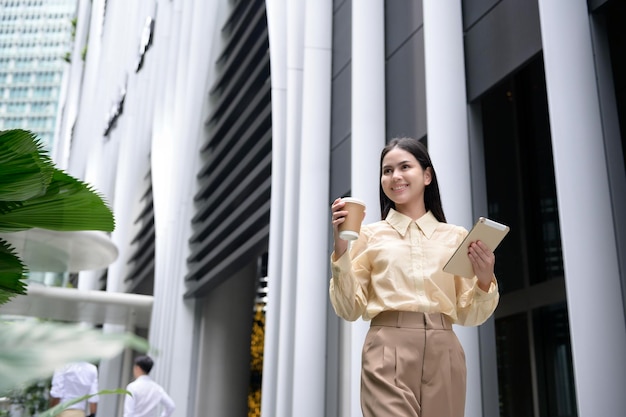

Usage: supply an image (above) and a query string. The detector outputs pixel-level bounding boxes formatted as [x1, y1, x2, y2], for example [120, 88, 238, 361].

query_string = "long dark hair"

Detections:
[379, 137, 447, 222]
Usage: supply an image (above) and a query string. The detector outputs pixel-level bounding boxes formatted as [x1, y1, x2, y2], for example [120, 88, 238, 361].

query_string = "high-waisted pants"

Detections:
[361, 311, 467, 417]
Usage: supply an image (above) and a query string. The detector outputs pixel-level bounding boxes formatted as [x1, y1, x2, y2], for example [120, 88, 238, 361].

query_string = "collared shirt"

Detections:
[330, 209, 499, 325]
[50, 362, 99, 411]
[123, 375, 175, 417]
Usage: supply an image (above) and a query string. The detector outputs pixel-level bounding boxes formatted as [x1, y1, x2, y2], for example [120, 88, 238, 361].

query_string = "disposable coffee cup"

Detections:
[338, 197, 366, 241]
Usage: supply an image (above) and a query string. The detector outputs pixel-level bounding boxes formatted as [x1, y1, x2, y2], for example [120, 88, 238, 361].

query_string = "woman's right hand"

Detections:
[331, 198, 349, 259]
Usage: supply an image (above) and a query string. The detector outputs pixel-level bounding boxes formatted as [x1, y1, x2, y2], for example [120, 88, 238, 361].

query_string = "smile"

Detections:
[392, 185, 408, 191]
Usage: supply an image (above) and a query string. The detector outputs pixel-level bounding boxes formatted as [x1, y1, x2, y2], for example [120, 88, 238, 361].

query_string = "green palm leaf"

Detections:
[0, 129, 54, 202]
[0, 238, 27, 305]
[0, 169, 115, 233]
[0, 320, 150, 395]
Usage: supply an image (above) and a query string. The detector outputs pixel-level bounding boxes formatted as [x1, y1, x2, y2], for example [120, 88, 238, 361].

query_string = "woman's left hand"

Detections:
[468, 240, 496, 291]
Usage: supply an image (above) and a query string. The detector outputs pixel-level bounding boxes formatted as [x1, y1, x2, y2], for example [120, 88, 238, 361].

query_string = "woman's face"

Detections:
[381, 147, 431, 210]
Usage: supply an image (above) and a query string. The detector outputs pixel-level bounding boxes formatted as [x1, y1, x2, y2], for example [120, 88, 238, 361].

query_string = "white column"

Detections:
[537, 1, 626, 416]
[423, 2, 483, 417]
[149, 0, 181, 389]
[263, 2, 319, 417]
[278, 1, 306, 414]
[291, 2, 333, 416]
[149, 1, 212, 417]
[350, 2, 385, 416]
[53, 0, 91, 169]
[261, 1, 287, 417]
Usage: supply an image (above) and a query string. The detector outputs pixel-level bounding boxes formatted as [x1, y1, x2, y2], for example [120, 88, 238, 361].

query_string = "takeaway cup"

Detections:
[338, 197, 366, 241]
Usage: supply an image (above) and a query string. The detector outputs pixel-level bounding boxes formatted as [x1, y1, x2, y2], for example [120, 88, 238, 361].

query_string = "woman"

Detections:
[329, 137, 500, 417]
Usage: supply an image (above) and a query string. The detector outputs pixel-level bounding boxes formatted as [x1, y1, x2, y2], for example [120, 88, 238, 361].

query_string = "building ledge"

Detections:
[0, 284, 153, 328]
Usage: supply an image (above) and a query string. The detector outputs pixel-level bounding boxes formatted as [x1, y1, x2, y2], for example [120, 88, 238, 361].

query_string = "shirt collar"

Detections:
[386, 208, 439, 238]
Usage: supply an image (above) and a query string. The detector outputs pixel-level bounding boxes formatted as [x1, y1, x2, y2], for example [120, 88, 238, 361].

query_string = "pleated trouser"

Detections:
[361, 311, 467, 417]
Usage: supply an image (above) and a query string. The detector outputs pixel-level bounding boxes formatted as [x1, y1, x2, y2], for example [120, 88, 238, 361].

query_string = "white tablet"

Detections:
[443, 217, 510, 278]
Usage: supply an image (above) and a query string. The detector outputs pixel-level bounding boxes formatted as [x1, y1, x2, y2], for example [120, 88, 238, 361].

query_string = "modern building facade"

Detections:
[0, 0, 77, 150]
[47, 1, 626, 417]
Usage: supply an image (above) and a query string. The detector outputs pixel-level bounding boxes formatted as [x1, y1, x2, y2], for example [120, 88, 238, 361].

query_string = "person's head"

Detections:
[379, 137, 446, 222]
[133, 355, 154, 377]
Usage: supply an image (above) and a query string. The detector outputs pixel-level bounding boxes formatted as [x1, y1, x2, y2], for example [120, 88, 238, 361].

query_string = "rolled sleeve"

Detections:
[456, 277, 500, 326]
[329, 251, 367, 321]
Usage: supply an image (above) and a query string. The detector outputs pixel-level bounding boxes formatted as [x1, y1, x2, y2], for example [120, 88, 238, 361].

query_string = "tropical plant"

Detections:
[0, 128, 115, 305]
[0, 320, 148, 395]
[4, 377, 51, 417]
[0, 129, 148, 411]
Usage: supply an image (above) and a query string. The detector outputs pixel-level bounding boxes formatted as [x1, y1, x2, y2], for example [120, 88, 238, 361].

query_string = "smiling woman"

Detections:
[329, 137, 501, 417]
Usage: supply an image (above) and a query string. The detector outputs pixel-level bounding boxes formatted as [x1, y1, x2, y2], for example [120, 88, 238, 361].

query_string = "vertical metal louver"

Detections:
[124, 169, 155, 295]
[185, 0, 271, 297]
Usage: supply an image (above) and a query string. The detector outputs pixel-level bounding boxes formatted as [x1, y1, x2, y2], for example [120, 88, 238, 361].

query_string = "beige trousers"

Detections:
[361, 311, 467, 417]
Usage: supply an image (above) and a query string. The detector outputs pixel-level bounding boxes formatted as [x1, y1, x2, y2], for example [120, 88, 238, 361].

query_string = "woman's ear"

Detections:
[424, 167, 433, 185]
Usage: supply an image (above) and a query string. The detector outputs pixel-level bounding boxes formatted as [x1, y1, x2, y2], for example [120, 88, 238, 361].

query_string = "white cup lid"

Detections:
[339, 230, 359, 241]
[341, 197, 365, 206]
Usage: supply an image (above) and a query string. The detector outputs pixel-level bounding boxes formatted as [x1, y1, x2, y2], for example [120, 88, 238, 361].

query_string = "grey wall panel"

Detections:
[589, 0, 609, 12]
[385, 0, 423, 58]
[462, 0, 500, 30]
[385, 29, 427, 141]
[330, 0, 351, 203]
[331, 64, 351, 149]
[330, 136, 351, 200]
[334, 0, 348, 13]
[464, 0, 542, 101]
[333, 0, 351, 78]
[330, 0, 352, 201]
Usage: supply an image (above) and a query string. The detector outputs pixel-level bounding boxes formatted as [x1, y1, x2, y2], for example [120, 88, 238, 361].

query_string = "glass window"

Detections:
[533, 303, 577, 416]
[481, 55, 575, 417]
[13, 72, 31, 83]
[496, 313, 533, 417]
[605, 0, 626, 168]
[7, 102, 27, 113]
[9, 87, 27, 98]
[481, 56, 564, 293]
[4, 117, 24, 128]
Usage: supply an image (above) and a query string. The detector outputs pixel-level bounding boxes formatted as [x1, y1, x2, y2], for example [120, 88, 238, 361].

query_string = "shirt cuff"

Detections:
[330, 250, 351, 277]
[474, 277, 499, 300]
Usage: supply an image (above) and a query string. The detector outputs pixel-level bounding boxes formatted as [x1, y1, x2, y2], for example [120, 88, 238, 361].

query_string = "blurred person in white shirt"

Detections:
[123, 355, 175, 417]
[49, 361, 99, 417]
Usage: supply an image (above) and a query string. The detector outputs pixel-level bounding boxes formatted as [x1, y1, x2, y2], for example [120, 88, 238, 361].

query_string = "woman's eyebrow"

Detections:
[382, 160, 411, 169]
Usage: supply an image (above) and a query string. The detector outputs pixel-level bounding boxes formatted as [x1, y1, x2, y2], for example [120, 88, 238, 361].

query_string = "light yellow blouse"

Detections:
[329, 209, 499, 326]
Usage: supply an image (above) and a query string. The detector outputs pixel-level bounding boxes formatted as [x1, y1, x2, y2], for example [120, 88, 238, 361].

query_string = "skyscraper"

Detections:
[0, 0, 77, 150]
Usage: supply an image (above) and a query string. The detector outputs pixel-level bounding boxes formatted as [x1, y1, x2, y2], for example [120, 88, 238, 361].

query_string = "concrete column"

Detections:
[422, 2, 484, 416]
[261, 1, 287, 416]
[350, 1, 386, 416]
[276, 2, 306, 416]
[149, 2, 211, 417]
[53, 0, 91, 169]
[537, 1, 626, 415]
[263, 1, 307, 417]
[291, 2, 333, 416]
